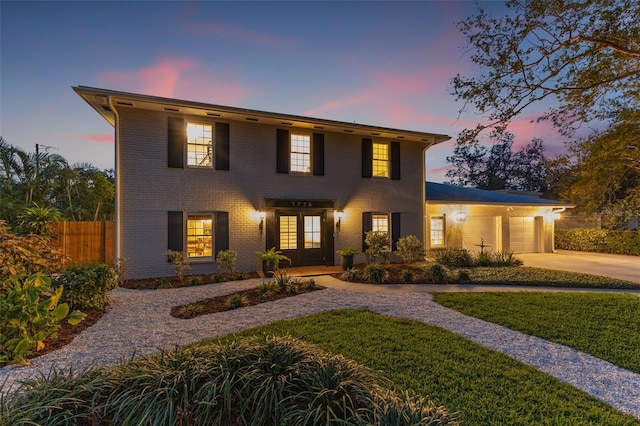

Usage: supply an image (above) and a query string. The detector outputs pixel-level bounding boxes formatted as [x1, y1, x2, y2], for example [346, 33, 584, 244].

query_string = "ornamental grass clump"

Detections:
[1, 335, 457, 425]
[364, 263, 389, 284]
[434, 248, 473, 268]
[225, 293, 249, 309]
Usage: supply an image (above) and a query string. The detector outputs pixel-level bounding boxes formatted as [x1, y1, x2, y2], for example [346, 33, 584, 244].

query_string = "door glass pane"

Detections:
[279, 216, 297, 250]
[304, 215, 321, 248]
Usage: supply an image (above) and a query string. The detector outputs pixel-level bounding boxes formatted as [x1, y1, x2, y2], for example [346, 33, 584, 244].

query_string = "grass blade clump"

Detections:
[1, 335, 455, 425]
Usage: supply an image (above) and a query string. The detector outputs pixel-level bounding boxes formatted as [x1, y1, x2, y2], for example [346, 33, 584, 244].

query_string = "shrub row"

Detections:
[555, 228, 640, 256]
[434, 248, 523, 268]
[2, 335, 457, 425]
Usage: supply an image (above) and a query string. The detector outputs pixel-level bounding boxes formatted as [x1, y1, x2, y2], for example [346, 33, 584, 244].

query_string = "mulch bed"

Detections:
[171, 284, 326, 319]
[122, 272, 260, 290]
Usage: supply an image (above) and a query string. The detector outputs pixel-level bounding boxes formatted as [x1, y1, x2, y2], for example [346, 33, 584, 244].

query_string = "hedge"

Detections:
[555, 228, 640, 256]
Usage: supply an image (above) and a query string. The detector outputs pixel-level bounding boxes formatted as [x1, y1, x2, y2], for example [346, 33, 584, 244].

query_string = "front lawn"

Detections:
[207, 309, 639, 425]
[432, 292, 640, 373]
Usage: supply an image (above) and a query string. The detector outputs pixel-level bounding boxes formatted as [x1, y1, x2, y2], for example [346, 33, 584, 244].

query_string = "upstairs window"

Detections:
[290, 134, 311, 173]
[372, 142, 389, 177]
[187, 122, 213, 167]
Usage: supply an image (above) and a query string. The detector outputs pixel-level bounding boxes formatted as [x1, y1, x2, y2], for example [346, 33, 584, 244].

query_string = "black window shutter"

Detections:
[168, 117, 184, 168]
[391, 212, 401, 251]
[362, 138, 372, 178]
[362, 212, 372, 252]
[215, 122, 230, 171]
[390, 142, 401, 180]
[168, 211, 184, 251]
[276, 129, 290, 174]
[215, 211, 229, 255]
[313, 133, 324, 176]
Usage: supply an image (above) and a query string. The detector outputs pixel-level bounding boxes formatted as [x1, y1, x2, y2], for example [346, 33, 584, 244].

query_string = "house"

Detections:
[425, 182, 573, 254]
[74, 86, 451, 279]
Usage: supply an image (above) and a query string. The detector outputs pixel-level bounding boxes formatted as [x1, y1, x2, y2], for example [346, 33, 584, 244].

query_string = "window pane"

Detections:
[187, 123, 213, 167]
[290, 134, 311, 173]
[304, 215, 321, 248]
[372, 142, 389, 177]
[430, 216, 444, 246]
[187, 215, 213, 257]
[372, 214, 389, 233]
[280, 215, 297, 250]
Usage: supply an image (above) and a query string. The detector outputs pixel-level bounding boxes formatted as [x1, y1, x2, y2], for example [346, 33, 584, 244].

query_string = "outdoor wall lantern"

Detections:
[454, 211, 466, 222]
[335, 210, 344, 233]
[258, 211, 266, 235]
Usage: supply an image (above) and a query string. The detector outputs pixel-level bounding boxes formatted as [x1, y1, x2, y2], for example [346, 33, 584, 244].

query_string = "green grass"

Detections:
[432, 292, 640, 374]
[465, 266, 640, 289]
[204, 309, 639, 425]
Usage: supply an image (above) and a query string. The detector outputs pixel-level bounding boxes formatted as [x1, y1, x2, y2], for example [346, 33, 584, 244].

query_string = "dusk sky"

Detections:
[1, 1, 565, 183]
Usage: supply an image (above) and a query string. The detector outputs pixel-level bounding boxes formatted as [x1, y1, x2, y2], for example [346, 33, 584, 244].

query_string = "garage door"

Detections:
[509, 217, 537, 253]
[462, 217, 498, 253]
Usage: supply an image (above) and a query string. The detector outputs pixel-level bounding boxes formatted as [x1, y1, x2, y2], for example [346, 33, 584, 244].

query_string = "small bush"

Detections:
[188, 276, 201, 286]
[226, 294, 249, 309]
[235, 271, 250, 280]
[257, 281, 279, 296]
[113, 256, 128, 287]
[52, 263, 117, 310]
[364, 263, 389, 284]
[305, 278, 317, 290]
[164, 250, 190, 282]
[215, 250, 237, 273]
[154, 278, 172, 289]
[365, 231, 391, 263]
[274, 270, 294, 291]
[396, 235, 425, 264]
[427, 264, 447, 284]
[475, 251, 492, 267]
[456, 269, 471, 283]
[434, 248, 473, 268]
[401, 268, 415, 283]
[341, 268, 362, 282]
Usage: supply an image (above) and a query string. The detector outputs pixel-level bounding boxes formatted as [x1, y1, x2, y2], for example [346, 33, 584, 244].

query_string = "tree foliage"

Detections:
[446, 132, 549, 192]
[0, 137, 114, 230]
[452, 0, 640, 139]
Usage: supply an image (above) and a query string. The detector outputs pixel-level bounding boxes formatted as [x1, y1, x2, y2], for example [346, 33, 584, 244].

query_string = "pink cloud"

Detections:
[98, 57, 249, 106]
[303, 90, 378, 116]
[84, 134, 114, 144]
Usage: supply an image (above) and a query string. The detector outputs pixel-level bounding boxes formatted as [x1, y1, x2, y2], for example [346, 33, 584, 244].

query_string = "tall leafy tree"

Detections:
[452, 0, 640, 140]
[446, 132, 549, 192]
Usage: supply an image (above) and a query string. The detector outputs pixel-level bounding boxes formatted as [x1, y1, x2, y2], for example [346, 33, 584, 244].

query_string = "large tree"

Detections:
[452, 0, 640, 139]
[446, 132, 549, 192]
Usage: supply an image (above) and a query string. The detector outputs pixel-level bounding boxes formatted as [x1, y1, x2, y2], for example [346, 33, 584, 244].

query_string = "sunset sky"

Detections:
[1, 1, 566, 182]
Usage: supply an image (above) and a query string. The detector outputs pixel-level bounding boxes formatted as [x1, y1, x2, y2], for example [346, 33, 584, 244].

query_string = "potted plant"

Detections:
[336, 247, 359, 270]
[255, 247, 291, 276]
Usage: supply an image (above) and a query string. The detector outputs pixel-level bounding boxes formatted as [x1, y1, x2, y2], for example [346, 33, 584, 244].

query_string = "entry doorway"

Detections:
[264, 199, 335, 267]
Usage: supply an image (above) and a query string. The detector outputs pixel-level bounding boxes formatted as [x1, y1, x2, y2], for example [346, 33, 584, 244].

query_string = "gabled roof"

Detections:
[426, 181, 572, 207]
[73, 86, 451, 145]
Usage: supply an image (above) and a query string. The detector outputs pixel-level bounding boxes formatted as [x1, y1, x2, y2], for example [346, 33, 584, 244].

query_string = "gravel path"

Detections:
[2, 276, 639, 419]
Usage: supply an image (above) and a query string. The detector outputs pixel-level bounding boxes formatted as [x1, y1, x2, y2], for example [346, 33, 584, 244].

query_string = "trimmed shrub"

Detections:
[365, 231, 391, 263]
[555, 228, 640, 256]
[434, 248, 473, 268]
[52, 263, 117, 310]
[341, 268, 362, 282]
[215, 250, 237, 273]
[401, 268, 415, 283]
[396, 235, 425, 264]
[456, 269, 471, 283]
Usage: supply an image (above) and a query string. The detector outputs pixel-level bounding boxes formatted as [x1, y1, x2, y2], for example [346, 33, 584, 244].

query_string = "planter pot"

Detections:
[340, 255, 354, 270]
[262, 261, 275, 277]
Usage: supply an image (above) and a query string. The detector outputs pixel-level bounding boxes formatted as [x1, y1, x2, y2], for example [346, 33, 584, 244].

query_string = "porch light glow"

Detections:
[454, 211, 466, 222]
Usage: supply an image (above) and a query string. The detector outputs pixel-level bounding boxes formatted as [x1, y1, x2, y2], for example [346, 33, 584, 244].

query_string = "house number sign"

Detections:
[265, 198, 335, 209]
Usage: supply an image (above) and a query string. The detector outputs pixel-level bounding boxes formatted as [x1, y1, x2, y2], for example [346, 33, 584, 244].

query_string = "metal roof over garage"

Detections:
[426, 181, 571, 206]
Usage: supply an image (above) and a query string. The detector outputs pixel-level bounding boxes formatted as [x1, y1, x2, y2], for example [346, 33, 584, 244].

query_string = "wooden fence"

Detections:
[51, 221, 114, 264]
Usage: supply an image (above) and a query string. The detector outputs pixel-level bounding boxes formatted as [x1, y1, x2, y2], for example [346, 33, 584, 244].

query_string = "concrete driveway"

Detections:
[518, 250, 640, 284]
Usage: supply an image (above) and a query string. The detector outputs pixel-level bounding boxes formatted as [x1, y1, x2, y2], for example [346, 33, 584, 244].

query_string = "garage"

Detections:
[509, 216, 537, 253]
[461, 216, 499, 253]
